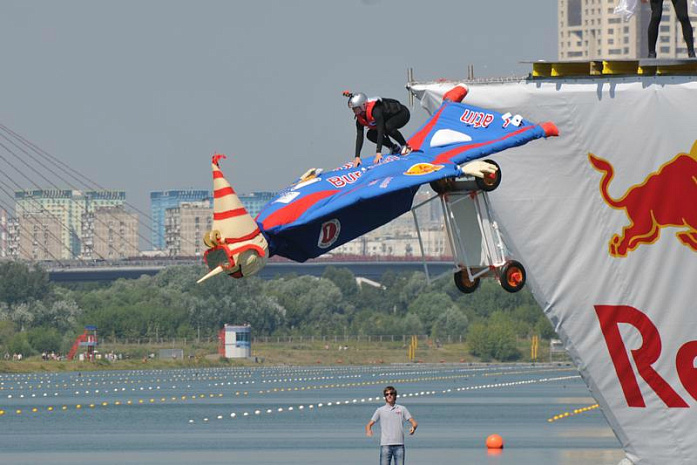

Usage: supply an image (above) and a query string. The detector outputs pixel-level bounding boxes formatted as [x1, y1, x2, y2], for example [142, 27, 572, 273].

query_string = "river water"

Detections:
[0, 364, 624, 465]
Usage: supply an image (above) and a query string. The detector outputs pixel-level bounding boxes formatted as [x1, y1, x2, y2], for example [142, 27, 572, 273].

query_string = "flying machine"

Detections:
[198, 85, 558, 293]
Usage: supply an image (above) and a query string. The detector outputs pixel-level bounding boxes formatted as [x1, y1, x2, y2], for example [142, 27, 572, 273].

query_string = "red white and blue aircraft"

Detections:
[198, 85, 558, 285]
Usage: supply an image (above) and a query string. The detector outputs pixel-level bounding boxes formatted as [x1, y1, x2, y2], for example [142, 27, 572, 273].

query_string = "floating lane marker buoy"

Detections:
[486, 434, 504, 449]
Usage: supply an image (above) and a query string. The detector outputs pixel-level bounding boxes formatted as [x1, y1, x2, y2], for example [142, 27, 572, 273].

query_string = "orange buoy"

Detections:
[486, 434, 504, 449]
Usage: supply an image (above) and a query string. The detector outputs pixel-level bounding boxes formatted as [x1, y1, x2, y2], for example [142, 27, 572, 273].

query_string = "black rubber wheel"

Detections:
[454, 269, 480, 294]
[474, 159, 501, 192]
[430, 177, 458, 194]
[499, 260, 526, 293]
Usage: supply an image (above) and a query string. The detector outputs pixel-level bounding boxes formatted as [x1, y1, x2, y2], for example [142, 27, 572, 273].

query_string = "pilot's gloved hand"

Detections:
[461, 160, 498, 178]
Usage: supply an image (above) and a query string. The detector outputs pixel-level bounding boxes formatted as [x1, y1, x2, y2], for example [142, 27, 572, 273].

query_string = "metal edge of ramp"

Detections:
[525, 59, 697, 78]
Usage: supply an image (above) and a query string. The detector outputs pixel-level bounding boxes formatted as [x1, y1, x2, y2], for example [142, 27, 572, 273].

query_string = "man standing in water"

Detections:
[366, 386, 418, 465]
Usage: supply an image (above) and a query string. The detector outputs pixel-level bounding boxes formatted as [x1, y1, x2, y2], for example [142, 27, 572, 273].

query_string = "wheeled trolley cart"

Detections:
[412, 160, 526, 294]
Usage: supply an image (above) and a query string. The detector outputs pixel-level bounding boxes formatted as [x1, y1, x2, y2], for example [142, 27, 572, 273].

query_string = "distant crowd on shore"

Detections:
[3, 351, 65, 361]
[1, 351, 126, 362]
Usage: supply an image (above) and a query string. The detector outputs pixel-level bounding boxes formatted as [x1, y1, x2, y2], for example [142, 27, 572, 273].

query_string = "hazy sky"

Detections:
[1, 0, 557, 213]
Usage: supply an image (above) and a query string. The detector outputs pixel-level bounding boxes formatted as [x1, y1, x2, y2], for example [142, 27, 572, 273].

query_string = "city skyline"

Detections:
[559, 0, 697, 60]
[1, 185, 447, 258]
[3, 188, 279, 257]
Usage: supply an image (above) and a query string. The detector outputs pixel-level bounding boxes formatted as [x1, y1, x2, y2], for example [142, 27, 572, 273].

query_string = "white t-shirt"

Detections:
[371, 403, 413, 446]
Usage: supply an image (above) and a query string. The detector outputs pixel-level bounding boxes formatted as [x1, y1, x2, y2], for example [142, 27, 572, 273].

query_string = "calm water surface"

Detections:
[0, 364, 624, 465]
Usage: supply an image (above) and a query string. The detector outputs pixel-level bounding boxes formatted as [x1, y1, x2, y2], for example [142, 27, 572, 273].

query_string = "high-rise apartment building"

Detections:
[150, 190, 211, 251]
[82, 206, 139, 260]
[14, 213, 65, 261]
[151, 190, 275, 252]
[14, 189, 126, 259]
[0, 208, 6, 259]
[559, 0, 696, 59]
[164, 201, 212, 257]
[237, 192, 276, 218]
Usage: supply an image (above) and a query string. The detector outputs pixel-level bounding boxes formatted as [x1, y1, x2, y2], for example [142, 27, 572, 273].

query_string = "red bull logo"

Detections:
[588, 141, 697, 257]
[595, 304, 696, 408]
[404, 163, 444, 176]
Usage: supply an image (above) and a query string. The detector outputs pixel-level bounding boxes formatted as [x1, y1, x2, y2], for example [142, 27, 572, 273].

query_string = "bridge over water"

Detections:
[44, 259, 455, 283]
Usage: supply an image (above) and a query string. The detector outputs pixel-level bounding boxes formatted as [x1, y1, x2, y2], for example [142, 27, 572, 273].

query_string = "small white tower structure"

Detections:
[218, 324, 251, 358]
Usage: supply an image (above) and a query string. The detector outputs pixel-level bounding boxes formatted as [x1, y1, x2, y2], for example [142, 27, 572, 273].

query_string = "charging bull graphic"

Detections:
[588, 140, 697, 257]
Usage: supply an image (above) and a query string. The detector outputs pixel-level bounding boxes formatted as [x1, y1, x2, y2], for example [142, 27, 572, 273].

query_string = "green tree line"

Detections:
[0, 262, 556, 361]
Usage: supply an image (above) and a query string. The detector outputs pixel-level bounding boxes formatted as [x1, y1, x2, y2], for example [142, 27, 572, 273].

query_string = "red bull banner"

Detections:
[411, 78, 697, 465]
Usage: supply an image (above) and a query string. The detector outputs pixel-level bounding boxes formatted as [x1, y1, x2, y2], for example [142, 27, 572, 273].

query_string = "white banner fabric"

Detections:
[411, 77, 697, 465]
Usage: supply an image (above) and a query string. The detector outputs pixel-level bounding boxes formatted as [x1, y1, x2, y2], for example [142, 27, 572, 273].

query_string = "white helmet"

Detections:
[348, 92, 367, 111]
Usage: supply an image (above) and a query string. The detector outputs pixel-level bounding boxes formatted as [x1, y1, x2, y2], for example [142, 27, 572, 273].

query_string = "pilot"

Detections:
[346, 92, 411, 167]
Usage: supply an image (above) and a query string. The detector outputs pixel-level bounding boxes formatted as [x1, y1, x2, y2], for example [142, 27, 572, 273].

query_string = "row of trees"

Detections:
[0, 261, 556, 361]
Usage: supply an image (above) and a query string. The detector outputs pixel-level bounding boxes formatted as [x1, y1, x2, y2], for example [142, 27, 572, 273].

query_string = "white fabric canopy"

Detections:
[411, 77, 697, 465]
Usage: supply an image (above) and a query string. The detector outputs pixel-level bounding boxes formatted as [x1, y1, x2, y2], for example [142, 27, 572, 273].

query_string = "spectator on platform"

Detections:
[644, 0, 695, 58]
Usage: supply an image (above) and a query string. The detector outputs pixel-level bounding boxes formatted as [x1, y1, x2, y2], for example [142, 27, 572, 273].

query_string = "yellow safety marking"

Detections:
[602, 61, 638, 75]
[529, 60, 697, 78]
[191, 375, 579, 424]
[551, 62, 594, 77]
[657, 63, 697, 75]
[547, 403, 599, 422]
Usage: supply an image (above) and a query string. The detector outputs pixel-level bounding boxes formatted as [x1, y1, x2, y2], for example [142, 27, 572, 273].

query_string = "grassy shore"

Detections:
[0, 340, 563, 373]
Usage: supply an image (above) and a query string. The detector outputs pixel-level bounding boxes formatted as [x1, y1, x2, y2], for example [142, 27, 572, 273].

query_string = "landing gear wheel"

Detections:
[499, 260, 526, 293]
[454, 269, 480, 294]
[430, 177, 457, 195]
[475, 159, 501, 192]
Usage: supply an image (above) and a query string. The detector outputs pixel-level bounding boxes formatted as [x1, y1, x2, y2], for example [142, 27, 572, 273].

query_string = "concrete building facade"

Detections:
[14, 213, 64, 261]
[82, 206, 139, 259]
[14, 189, 126, 259]
[559, 0, 696, 59]
[150, 190, 211, 251]
[164, 201, 213, 257]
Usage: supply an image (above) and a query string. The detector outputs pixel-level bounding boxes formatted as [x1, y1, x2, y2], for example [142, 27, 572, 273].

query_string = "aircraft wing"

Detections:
[257, 96, 558, 262]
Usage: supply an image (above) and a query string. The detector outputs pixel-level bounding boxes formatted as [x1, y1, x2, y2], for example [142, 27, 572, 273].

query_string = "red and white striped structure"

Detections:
[198, 154, 268, 282]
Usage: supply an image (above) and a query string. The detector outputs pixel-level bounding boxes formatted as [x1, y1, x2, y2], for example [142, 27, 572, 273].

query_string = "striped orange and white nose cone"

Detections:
[205, 153, 268, 279]
[211, 153, 259, 240]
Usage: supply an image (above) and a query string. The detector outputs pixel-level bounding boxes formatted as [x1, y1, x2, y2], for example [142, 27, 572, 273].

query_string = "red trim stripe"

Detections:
[224, 228, 262, 244]
[214, 187, 235, 197]
[213, 171, 225, 179]
[407, 105, 446, 151]
[262, 190, 338, 229]
[433, 125, 536, 165]
[227, 243, 266, 258]
[214, 207, 249, 220]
